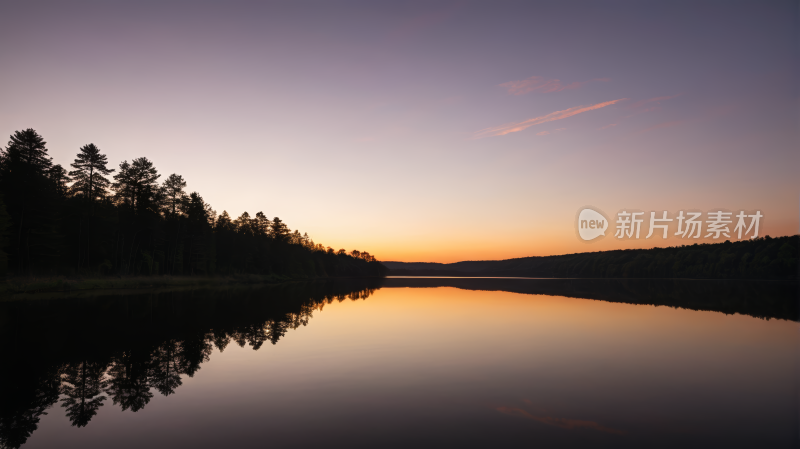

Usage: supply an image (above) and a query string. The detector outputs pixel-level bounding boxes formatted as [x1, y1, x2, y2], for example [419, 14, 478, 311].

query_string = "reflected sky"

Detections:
[3, 280, 797, 448]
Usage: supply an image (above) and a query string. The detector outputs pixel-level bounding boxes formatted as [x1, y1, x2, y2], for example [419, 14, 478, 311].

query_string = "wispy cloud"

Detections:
[473, 98, 626, 139]
[536, 130, 550, 136]
[496, 407, 626, 435]
[500, 76, 610, 95]
[598, 123, 617, 130]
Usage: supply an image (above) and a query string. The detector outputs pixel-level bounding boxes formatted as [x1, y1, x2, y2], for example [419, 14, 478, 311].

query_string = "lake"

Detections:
[0, 278, 797, 448]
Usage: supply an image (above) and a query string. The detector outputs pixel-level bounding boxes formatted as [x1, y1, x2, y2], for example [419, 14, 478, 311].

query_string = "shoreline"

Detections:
[0, 274, 382, 299]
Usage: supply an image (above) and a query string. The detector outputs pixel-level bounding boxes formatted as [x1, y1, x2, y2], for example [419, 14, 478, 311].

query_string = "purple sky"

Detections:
[1, 1, 797, 262]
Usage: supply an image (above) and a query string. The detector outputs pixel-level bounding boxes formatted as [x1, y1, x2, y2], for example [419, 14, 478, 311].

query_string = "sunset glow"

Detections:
[0, 1, 795, 263]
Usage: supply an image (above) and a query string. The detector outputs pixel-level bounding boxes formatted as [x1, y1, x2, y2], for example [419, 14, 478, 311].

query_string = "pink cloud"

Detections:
[473, 98, 626, 139]
[536, 131, 550, 136]
[599, 123, 617, 130]
[500, 76, 610, 95]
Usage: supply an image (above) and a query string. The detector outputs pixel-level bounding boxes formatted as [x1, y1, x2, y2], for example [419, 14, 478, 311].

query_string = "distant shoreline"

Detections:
[384, 235, 799, 281]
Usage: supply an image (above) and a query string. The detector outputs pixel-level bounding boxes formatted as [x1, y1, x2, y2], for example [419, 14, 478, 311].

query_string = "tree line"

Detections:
[386, 235, 798, 280]
[0, 129, 386, 278]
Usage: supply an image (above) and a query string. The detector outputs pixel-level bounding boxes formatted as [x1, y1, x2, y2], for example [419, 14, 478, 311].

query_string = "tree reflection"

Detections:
[178, 334, 213, 378]
[150, 341, 182, 396]
[60, 360, 110, 427]
[0, 280, 382, 448]
[0, 367, 59, 449]
[106, 350, 154, 412]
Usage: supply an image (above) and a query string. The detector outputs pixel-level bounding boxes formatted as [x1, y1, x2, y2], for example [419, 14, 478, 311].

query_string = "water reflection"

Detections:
[385, 277, 798, 321]
[60, 360, 110, 426]
[0, 277, 795, 448]
[0, 279, 382, 448]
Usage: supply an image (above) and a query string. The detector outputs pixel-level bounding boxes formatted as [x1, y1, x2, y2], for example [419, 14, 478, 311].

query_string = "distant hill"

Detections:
[385, 235, 799, 280]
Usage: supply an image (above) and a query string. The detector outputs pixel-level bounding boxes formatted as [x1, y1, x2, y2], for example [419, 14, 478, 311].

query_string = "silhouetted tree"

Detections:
[112, 157, 160, 212]
[48, 164, 70, 197]
[270, 217, 290, 242]
[68, 144, 114, 269]
[69, 144, 114, 205]
[185, 192, 214, 274]
[0, 129, 61, 273]
[162, 174, 187, 217]
[254, 212, 270, 237]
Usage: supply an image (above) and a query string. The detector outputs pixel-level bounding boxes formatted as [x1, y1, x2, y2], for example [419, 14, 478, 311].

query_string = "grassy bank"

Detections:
[0, 273, 308, 297]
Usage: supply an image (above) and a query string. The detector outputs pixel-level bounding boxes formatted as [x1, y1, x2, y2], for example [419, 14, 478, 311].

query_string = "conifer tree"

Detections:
[162, 174, 188, 216]
[215, 211, 234, 232]
[0, 129, 59, 272]
[270, 217, 290, 242]
[48, 164, 71, 197]
[5, 128, 52, 170]
[185, 192, 213, 274]
[112, 157, 160, 211]
[254, 212, 270, 236]
[68, 144, 115, 269]
[69, 144, 114, 206]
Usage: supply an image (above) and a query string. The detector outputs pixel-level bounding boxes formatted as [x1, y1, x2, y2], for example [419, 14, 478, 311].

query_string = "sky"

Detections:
[0, 0, 797, 262]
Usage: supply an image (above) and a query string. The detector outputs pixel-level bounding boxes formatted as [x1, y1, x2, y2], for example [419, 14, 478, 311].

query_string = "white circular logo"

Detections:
[577, 208, 609, 241]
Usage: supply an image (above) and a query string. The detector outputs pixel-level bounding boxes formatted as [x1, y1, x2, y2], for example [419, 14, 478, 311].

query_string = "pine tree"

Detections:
[254, 211, 270, 236]
[48, 164, 71, 197]
[69, 144, 114, 206]
[68, 144, 114, 269]
[0, 129, 60, 273]
[6, 128, 52, 170]
[186, 192, 213, 274]
[270, 217, 290, 242]
[162, 173, 187, 216]
[112, 157, 160, 212]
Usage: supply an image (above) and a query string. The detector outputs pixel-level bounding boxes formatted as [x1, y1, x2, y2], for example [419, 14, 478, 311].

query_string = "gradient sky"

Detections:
[1, 1, 797, 262]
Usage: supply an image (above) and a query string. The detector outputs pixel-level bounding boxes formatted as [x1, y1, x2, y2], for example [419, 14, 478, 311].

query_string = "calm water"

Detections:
[0, 278, 797, 448]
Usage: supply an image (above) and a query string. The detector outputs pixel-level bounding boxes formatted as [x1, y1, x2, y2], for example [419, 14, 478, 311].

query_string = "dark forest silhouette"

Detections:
[0, 129, 386, 279]
[385, 235, 799, 280]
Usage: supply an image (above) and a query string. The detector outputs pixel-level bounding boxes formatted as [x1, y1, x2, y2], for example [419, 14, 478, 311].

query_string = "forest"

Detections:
[385, 235, 799, 280]
[0, 129, 387, 279]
